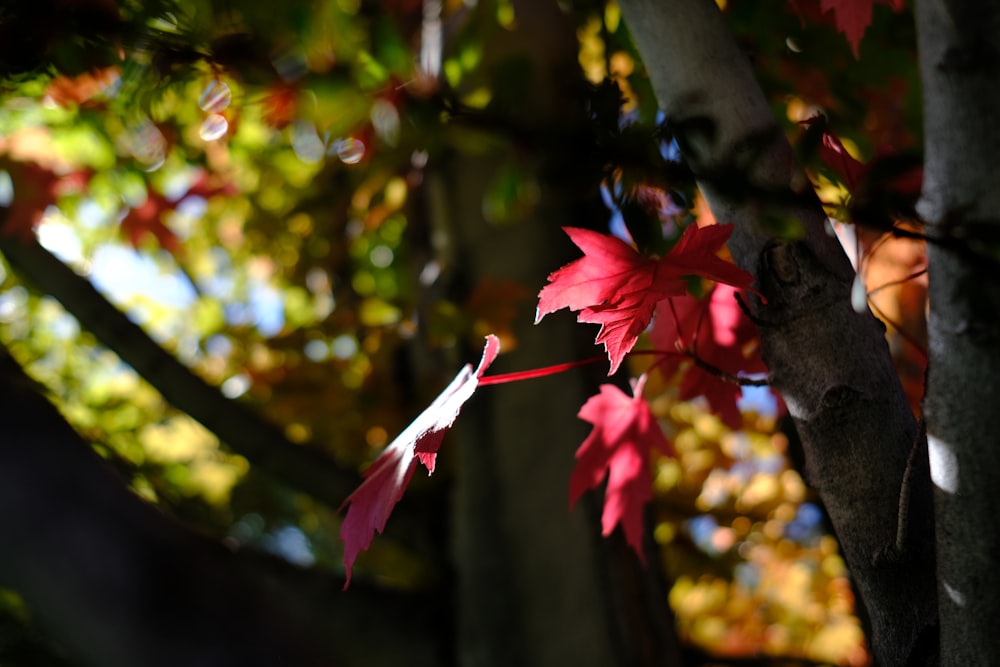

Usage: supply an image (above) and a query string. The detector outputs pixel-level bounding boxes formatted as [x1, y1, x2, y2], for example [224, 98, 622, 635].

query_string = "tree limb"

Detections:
[616, 1, 938, 664]
[0, 343, 445, 667]
[0, 231, 448, 566]
[0, 231, 366, 508]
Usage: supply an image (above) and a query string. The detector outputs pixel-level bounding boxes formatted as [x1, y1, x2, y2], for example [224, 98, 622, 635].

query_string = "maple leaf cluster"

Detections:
[651, 285, 770, 430]
[338, 222, 780, 578]
[534, 223, 778, 558]
[535, 224, 755, 374]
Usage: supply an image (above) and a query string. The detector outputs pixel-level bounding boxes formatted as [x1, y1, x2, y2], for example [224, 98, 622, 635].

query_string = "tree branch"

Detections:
[0, 343, 445, 667]
[0, 231, 366, 508]
[616, 1, 938, 665]
[0, 231, 449, 562]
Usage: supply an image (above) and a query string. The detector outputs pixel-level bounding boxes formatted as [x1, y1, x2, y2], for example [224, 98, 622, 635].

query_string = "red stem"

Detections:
[478, 355, 606, 385]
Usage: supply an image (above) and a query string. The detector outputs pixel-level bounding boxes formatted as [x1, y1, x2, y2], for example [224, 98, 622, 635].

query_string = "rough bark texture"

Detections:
[0, 345, 446, 667]
[916, 0, 1000, 664]
[443, 2, 681, 664]
[617, 0, 938, 664]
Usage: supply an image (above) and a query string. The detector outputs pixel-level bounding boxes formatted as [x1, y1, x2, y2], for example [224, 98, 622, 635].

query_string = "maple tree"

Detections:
[0, 0, 995, 666]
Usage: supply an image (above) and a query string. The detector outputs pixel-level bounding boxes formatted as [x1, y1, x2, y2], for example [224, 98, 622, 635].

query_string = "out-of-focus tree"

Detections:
[0, 0, 989, 665]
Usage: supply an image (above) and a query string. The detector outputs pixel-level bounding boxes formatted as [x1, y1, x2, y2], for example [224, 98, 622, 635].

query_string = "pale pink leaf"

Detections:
[339, 335, 500, 587]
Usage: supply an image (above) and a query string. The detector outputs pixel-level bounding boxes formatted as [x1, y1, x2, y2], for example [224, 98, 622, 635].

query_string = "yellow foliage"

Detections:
[577, 17, 606, 85]
[142, 416, 215, 463]
[141, 416, 247, 506]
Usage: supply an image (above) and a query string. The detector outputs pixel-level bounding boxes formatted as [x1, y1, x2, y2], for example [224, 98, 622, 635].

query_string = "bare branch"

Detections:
[0, 231, 364, 507]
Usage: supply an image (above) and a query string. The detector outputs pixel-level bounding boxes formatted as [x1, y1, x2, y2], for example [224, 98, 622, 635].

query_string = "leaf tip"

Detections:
[477, 334, 501, 376]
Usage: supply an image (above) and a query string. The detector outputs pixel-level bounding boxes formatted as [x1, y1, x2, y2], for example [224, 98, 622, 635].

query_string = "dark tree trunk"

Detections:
[440, 2, 682, 664]
[616, 0, 939, 664]
[916, 0, 1000, 663]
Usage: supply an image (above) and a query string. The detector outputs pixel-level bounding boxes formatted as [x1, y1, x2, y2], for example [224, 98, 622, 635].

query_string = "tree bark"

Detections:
[915, 0, 1000, 664]
[617, 0, 938, 664]
[440, 2, 682, 665]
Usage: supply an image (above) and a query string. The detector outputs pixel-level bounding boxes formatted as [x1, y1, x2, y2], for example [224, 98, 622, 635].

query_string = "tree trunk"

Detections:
[616, 0, 938, 664]
[915, 0, 1000, 664]
[440, 2, 681, 664]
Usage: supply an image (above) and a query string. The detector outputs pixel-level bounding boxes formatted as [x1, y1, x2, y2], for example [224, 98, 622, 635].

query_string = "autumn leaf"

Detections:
[261, 82, 299, 129]
[120, 171, 236, 253]
[339, 335, 500, 588]
[802, 117, 866, 192]
[43, 67, 119, 108]
[817, 0, 904, 57]
[569, 375, 674, 561]
[0, 162, 91, 239]
[651, 285, 770, 429]
[536, 224, 754, 374]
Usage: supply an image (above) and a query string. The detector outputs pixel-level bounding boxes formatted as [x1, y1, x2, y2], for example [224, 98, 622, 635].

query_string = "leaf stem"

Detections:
[480, 347, 770, 388]
[630, 348, 770, 386]
[478, 355, 606, 385]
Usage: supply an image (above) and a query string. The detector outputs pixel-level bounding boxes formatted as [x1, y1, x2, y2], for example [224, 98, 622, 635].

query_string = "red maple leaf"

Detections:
[817, 0, 904, 57]
[803, 118, 867, 192]
[120, 171, 236, 253]
[0, 163, 91, 239]
[651, 285, 771, 428]
[44, 67, 119, 108]
[339, 335, 500, 587]
[569, 376, 674, 561]
[261, 82, 299, 129]
[536, 224, 754, 374]
[801, 116, 923, 204]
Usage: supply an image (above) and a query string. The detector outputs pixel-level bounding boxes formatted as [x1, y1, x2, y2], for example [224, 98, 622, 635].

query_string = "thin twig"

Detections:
[689, 354, 770, 386]
[630, 348, 770, 387]
[867, 267, 928, 298]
